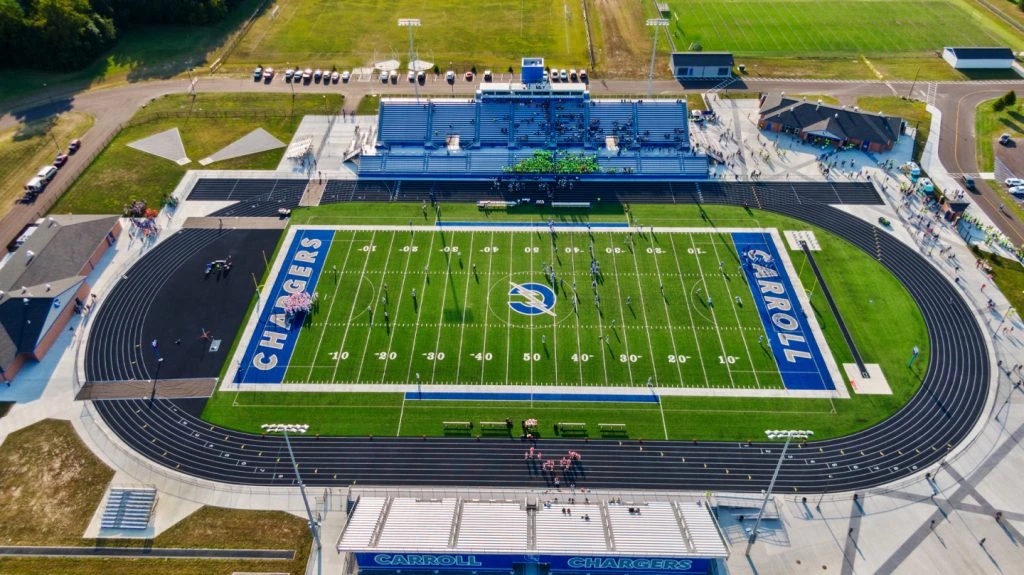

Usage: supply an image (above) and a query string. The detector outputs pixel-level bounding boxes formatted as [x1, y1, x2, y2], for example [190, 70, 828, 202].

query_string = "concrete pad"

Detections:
[127, 127, 189, 165]
[844, 363, 892, 395]
[198, 128, 285, 166]
[784, 230, 820, 251]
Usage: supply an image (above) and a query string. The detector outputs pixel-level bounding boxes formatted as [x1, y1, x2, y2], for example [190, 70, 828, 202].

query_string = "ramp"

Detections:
[75, 378, 218, 400]
[299, 179, 326, 207]
[182, 216, 289, 229]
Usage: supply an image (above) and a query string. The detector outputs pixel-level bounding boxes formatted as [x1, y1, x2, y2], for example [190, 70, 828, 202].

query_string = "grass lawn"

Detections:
[51, 93, 341, 215]
[976, 95, 1024, 172]
[356, 95, 381, 116]
[0, 0, 265, 111]
[0, 419, 311, 575]
[226, 0, 591, 75]
[856, 96, 932, 161]
[984, 178, 1024, 223]
[982, 252, 1024, 316]
[203, 203, 928, 441]
[0, 112, 93, 218]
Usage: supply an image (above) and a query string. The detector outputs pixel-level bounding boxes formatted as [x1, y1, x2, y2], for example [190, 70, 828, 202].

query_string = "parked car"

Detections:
[542, 70, 549, 82]
[302, 68, 313, 83]
[446, 70, 455, 83]
[330, 71, 339, 84]
[252, 66, 263, 80]
[1000, 133, 1013, 146]
[1004, 177, 1024, 187]
[389, 70, 398, 84]
[1008, 186, 1024, 197]
[464, 71, 474, 81]
[37, 165, 58, 183]
[962, 174, 976, 191]
[549, 69, 558, 82]
[483, 69, 492, 82]
[263, 67, 274, 82]
[313, 69, 323, 83]
[417, 71, 426, 83]
[68, 139, 81, 154]
[380, 71, 389, 83]
[24, 177, 45, 194]
[560, 69, 568, 81]
[341, 70, 351, 83]
[579, 69, 588, 82]
[284, 68, 295, 82]
[408, 70, 416, 82]
[569, 69, 577, 81]
[53, 153, 68, 168]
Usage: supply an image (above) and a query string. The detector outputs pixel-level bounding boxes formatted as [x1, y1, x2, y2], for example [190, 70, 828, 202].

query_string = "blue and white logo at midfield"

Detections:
[508, 282, 557, 316]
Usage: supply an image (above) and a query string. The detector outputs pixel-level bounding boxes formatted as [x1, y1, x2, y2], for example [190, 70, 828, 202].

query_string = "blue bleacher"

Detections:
[639, 155, 683, 173]
[384, 154, 427, 172]
[430, 102, 478, 146]
[379, 102, 430, 145]
[468, 150, 511, 174]
[478, 102, 511, 145]
[589, 101, 637, 147]
[597, 154, 640, 173]
[426, 154, 470, 174]
[636, 101, 688, 147]
[511, 101, 550, 147]
[359, 155, 386, 173]
[101, 487, 157, 530]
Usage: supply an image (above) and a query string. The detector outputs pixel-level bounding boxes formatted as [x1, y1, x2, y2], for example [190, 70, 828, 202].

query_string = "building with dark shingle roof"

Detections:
[0, 214, 120, 382]
[757, 93, 904, 153]
[671, 52, 733, 80]
[942, 47, 1014, 70]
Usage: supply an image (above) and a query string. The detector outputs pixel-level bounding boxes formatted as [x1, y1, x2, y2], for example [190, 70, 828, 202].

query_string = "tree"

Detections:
[1004, 90, 1017, 107]
[993, 98, 1006, 112]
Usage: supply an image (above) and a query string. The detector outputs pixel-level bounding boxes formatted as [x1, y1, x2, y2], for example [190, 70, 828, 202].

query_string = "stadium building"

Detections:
[359, 58, 707, 180]
[339, 493, 729, 575]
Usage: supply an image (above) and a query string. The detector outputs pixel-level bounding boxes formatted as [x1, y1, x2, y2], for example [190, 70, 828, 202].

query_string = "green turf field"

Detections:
[206, 203, 931, 441]
[228, 0, 590, 72]
[664, 0, 1021, 55]
[282, 226, 797, 390]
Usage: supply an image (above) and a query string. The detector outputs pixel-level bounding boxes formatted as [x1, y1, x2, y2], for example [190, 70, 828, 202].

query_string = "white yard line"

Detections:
[478, 232, 502, 384]
[626, 231, 659, 386]
[353, 231, 398, 384]
[306, 230, 354, 383]
[638, 231, 684, 387]
[330, 230, 377, 383]
[395, 396, 407, 436]
[687, 234, 736, 387]
[378, 230, 417, 383]
[403, 231, 438, 383]
[707, 234, 762, 388]
[607, 234, 635, 385]
[548, 230, 559, 387]
[453, 231, 480, 385]
[568, 233, 586, 385]
[528, 230, 535, 388]
[429, 230, 458, 385]
[668, 233, 709, 387]
[588, 233, 611, 385]
[504, 233, 514, 386]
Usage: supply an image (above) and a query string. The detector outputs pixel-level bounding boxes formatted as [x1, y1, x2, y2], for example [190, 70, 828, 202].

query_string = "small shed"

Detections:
[671, 52, 733, 80]
[942, 47, 1014, 70]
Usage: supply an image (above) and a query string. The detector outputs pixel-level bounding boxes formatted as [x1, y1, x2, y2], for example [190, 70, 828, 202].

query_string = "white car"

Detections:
[445, 70, 455, 83]
[1008, 186, 1024, 196]
[560, 69, 568, 81]
[1005, 177, 1024, 187]
[380, 71, 389, 83]
[341, 71, 351, 82]
[330, 71, 340, 83]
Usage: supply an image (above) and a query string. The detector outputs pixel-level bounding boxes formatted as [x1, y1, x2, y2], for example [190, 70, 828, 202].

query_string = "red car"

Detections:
[53, 153, 69, 168]
[68, 139, 81, 154]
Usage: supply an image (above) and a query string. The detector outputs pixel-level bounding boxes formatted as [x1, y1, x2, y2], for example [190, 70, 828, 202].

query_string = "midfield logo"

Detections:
[508, 282, 557, 316]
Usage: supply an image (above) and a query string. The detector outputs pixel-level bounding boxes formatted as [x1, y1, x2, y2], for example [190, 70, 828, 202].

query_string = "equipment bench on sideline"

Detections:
[479, 421, 511, 433]
[598, 423, 628, 436]
[442, 421, 473, 432]
[556, 422, 588, 436]
[551, 202, 591, 209]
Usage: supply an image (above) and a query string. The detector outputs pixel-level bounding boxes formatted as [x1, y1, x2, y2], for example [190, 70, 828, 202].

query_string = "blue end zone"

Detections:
[732, 232, 835, 391]
[437, 221, 629, 228]
[405, 392, 660, 403]
[234, 229, 336, 384]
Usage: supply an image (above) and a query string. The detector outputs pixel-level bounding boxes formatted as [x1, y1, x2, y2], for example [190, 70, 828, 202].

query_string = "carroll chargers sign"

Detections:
[355, 553, 711, 574]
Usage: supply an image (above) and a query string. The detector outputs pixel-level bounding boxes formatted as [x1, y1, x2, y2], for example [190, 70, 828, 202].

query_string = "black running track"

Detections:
[86, 180, 989, 492]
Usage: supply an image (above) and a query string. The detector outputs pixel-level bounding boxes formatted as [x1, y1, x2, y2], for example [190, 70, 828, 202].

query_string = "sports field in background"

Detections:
[663, 0, 1020, 54]
[205, 203, 931, 441]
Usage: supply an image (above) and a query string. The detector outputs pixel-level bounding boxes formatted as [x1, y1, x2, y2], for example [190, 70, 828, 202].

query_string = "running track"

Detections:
[85, 193, 989, 492]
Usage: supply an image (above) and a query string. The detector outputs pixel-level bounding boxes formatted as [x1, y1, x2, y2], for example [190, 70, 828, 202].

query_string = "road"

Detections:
[3, 75, 1024, 249]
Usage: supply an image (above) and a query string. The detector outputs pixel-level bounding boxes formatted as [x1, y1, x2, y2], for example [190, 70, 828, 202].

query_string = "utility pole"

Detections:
[263, 424, 321, 575]
[746, 429, 814, 556]
[398, 19, 422, 102]
[646, 18, 669, 99]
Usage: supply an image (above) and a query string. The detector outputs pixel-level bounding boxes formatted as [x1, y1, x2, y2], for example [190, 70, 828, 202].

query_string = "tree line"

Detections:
[0, 0, 243, 71]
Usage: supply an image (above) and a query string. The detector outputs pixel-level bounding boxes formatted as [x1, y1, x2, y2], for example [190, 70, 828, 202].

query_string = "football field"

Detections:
[231, 223, 841, 395]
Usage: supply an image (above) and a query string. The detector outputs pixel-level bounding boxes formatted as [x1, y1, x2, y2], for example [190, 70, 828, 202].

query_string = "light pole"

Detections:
[646, 18, 669, 99]
[746, 429, 814, 556]
[398, 18, 421, 102]
[262, 423, 321, 575]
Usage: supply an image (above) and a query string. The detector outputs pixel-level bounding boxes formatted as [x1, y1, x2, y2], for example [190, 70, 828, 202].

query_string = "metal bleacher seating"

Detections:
[677, 501, 730, 555]
[430, 102, 478, 147]
[377, 498, 456, 551]
[605, 502, 686, 554]
[478, 102, 512, 145]
[535, 503, 606, 553]
[639, 155, 683, 174]
[456, 501, 528, 552]
[340, 497, 388, 546]
[379, 102, 430, 145]
[589, 101, 637, 147]
[101, 487, 157, 530]
[636, 101, 688, 148]
[512, 100, 550, 147]
[425, 154, 471, 174]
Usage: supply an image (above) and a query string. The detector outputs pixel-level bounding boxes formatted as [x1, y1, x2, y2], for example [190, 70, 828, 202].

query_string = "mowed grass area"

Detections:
[976, 95, 1024, 172]
[0, 419, 311, 575]
[52, 92, 341, 215]
[856, 96, 932, 161]
[203, 203, 929, 441]
[0, 112, 93, 218]
[228, 0, 591, 74]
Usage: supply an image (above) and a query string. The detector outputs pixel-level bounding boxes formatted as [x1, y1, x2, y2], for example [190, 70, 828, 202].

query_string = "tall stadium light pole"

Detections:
[745, 429, 814, 556]
[262, 423, 321, 575]
[398, 18, 421, 102]
[646, 18, 669, 99]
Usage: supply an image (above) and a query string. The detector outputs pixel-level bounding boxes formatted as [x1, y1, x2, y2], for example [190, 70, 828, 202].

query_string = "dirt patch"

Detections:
[0, 419, 114, 545]
[594, 0, 657, 78]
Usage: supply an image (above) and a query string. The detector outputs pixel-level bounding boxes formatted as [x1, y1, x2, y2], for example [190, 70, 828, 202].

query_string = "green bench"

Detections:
[599, 423, 628, 436]
[556, 422, 588, 436]
[442, 421, 473, 433]
[479, 421, 511, 434]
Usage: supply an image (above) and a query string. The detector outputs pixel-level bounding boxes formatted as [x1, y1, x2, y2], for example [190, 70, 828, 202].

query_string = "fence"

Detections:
[210, 0, 274, 72]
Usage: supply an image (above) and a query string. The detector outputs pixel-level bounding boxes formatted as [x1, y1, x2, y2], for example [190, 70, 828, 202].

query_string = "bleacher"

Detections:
[512, 100, 551, 147]
[590, 101, 638, 148]
[101, 487, 157, 530]
[378, 102, 430, 145]
[456, 501, 528, 552]
[339, 496, 388, 546]
[677, 502, 730, 556]
[605, 502, 686, 554]
[377, 498, 456, 551]
[478, 101, 512, 145]
[430, 101, 478, 147]
[636, 101, 689, 147]
[535, 503, 607, 553]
